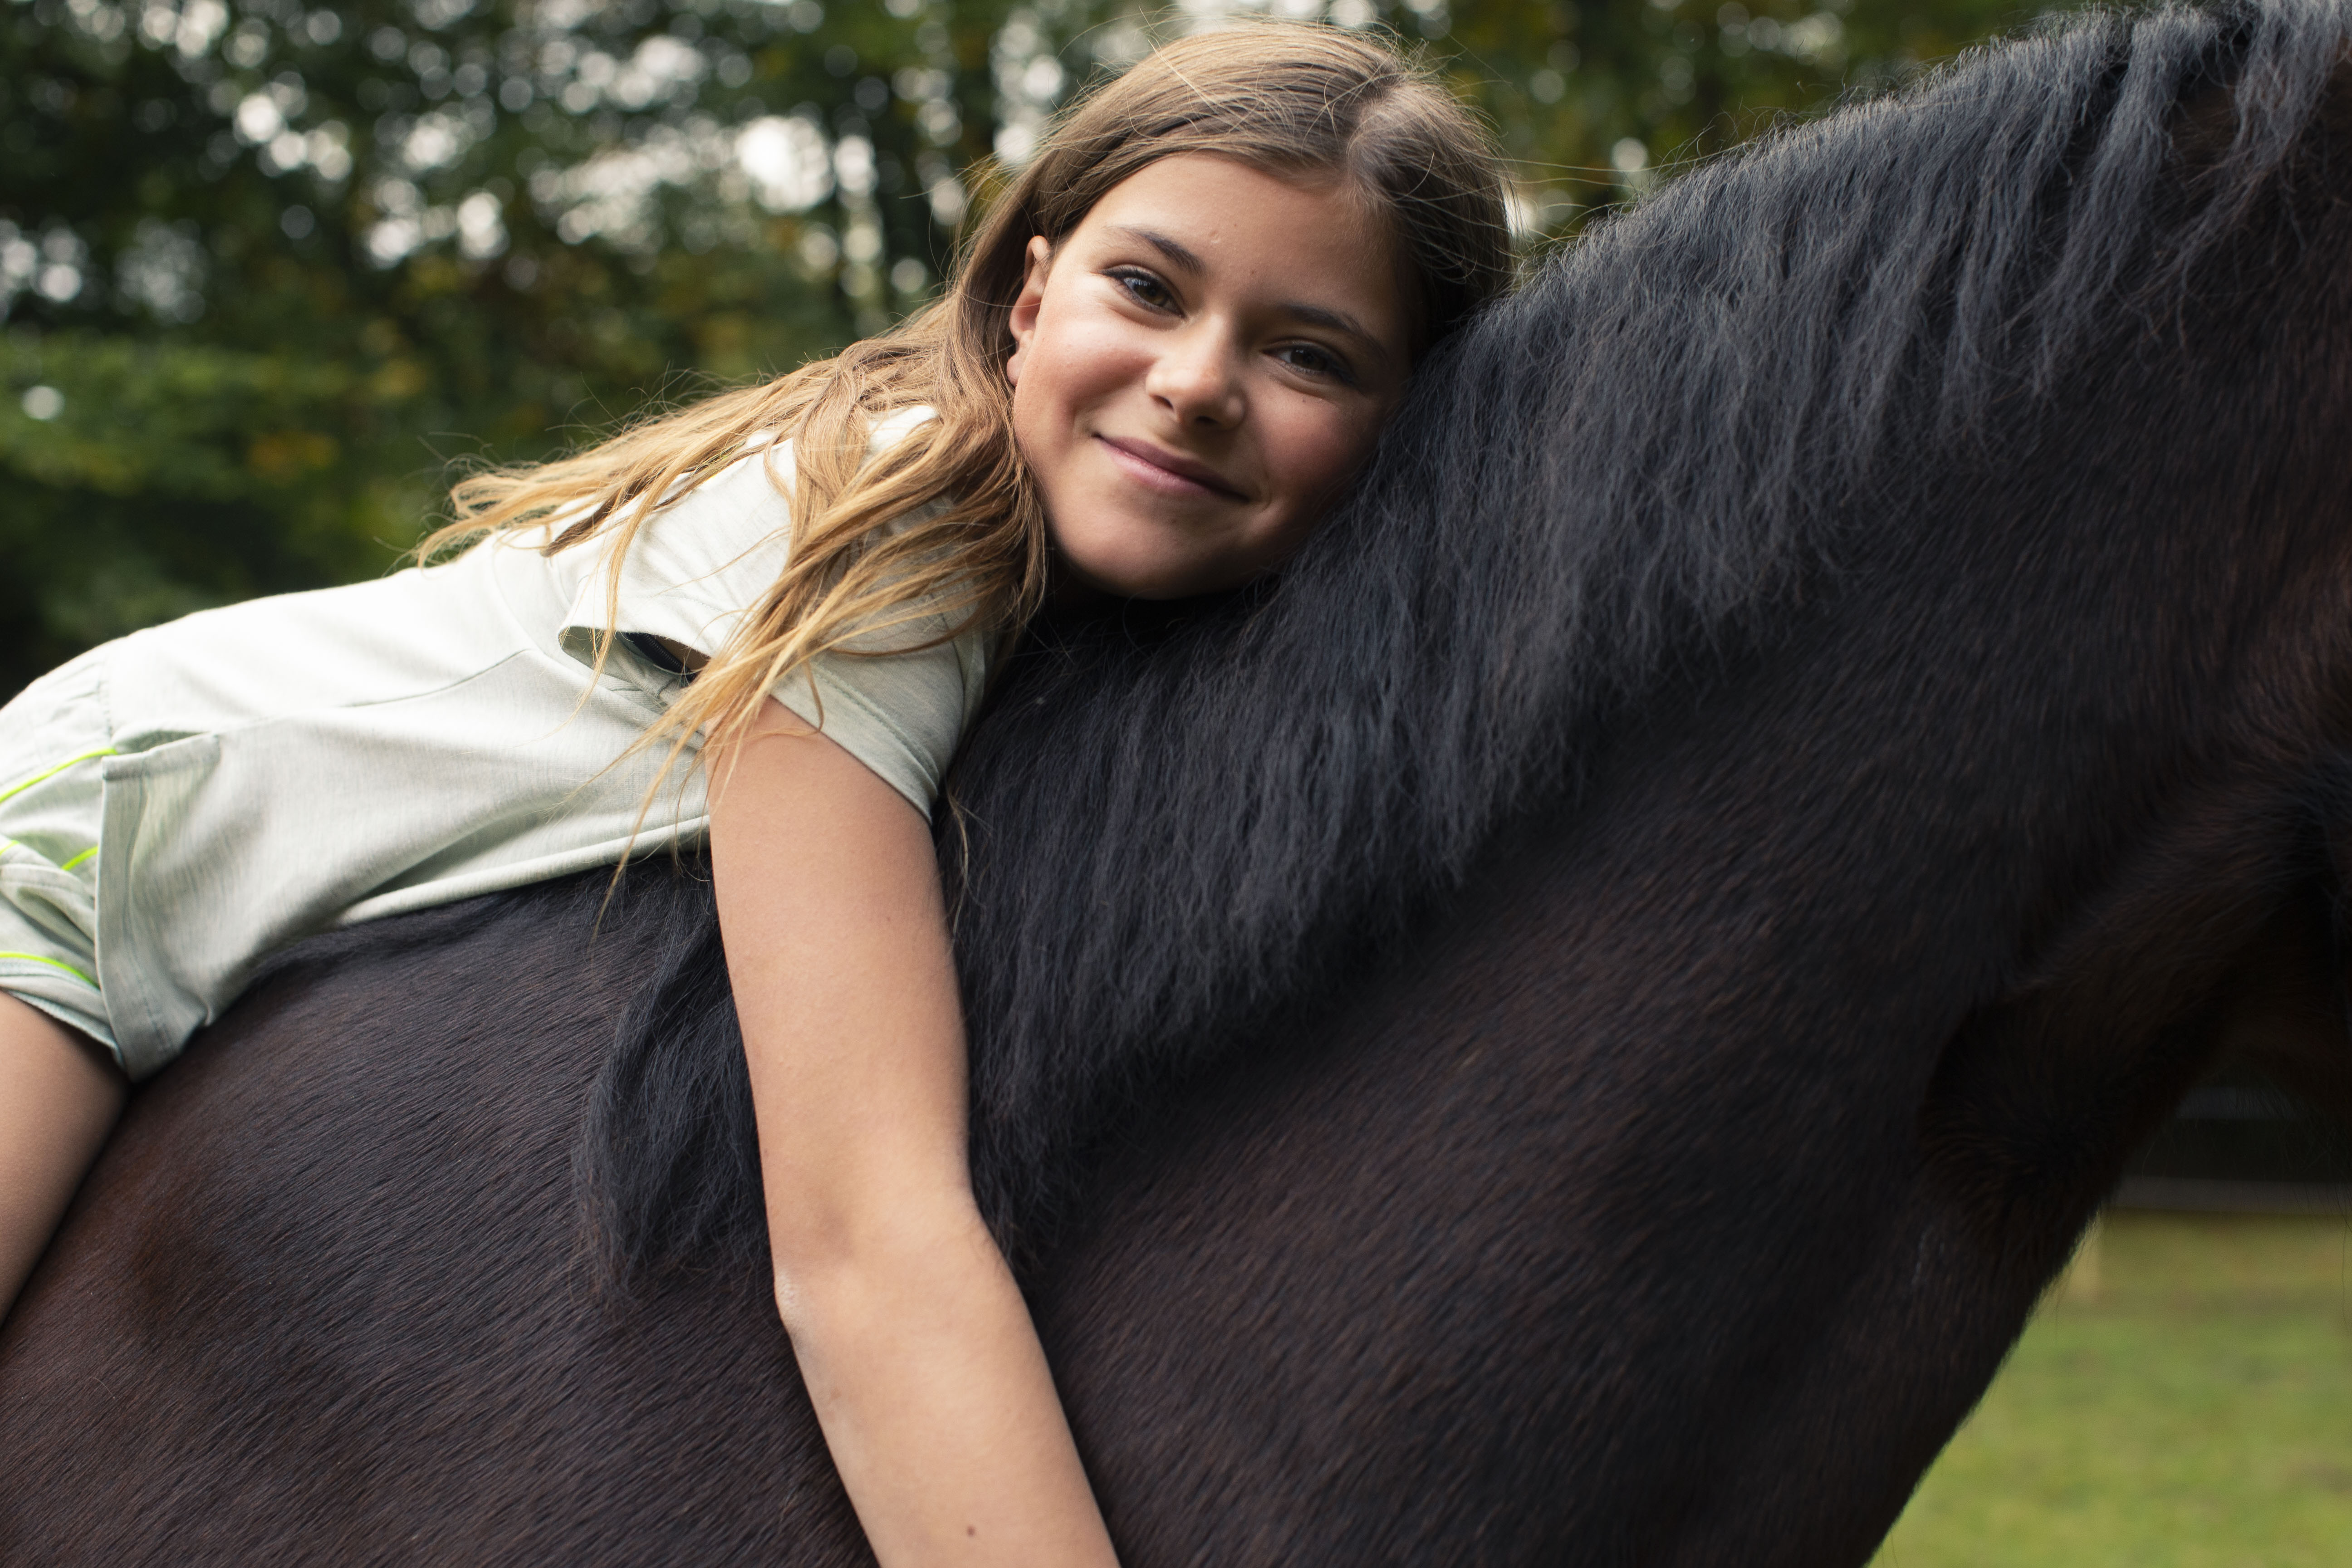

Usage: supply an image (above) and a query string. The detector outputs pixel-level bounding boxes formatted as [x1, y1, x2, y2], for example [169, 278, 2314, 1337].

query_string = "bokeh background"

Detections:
[8, 0, 2349, 1558]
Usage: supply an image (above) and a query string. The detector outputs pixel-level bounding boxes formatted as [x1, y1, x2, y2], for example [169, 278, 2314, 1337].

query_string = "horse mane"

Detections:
[581, 0, 2352, 1272]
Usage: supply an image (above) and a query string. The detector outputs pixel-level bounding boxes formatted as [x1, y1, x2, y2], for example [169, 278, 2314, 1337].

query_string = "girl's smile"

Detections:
[1005, 153, 1415, 600]
[1096, 434, 1245, 500]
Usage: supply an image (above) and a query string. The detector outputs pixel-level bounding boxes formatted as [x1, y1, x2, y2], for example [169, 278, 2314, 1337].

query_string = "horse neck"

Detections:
[1533, 72, 2352, 1258]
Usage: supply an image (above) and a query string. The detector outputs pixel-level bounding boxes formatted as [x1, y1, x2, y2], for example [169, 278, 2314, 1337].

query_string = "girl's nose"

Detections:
[1145, 324, 1245, 429]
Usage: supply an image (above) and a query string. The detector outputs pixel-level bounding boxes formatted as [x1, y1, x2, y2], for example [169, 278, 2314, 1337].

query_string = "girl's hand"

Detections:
[707, 698, 1118, 1568]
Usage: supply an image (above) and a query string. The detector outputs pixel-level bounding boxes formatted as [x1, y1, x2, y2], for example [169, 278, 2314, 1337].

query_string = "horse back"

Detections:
[0, 872, 867, 1566]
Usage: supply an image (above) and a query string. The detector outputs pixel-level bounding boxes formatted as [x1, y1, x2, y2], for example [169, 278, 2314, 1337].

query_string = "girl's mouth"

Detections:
[1096, 435, 1244, 500]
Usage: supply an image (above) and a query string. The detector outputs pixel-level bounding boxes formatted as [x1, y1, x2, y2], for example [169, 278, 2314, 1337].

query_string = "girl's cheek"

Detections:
[1274, 404, 1371, 493]
[1054, 302, 1157, 378]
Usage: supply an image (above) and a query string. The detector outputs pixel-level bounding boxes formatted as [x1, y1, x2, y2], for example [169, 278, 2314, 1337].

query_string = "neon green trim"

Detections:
[0, 838, 97, 871]
[0, 748, 115, 806]
[0, 951, 98, 989]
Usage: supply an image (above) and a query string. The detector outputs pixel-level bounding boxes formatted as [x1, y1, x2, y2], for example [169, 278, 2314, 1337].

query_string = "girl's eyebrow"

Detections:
[1105, 225, 1205, 275]
[1282, 301, 1385, 360]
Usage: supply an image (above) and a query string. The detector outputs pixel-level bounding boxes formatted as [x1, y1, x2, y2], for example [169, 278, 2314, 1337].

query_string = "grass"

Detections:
[1872, 1211, 2352, 1568]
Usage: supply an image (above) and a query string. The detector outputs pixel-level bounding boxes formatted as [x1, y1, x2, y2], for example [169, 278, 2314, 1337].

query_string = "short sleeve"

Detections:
[767, 619, 992, 820]
[551, 411, 990, 821]
[554, 440, 799, 665]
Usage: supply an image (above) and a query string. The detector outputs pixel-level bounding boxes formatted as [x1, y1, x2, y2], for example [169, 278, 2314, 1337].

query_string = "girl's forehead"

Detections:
[1082, 151, 1363, 230]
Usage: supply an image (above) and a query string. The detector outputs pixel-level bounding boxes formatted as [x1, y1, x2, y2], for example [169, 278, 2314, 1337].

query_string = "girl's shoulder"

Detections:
[529, 403, 987, 819]
[546, 405, 946, 647]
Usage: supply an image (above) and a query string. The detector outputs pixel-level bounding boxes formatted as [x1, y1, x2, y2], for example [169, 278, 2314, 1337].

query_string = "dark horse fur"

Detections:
[10, 3, 2352, 1560]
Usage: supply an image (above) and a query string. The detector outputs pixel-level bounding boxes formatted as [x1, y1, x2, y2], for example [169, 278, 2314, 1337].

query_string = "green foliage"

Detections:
[2, 0, 2059, 697]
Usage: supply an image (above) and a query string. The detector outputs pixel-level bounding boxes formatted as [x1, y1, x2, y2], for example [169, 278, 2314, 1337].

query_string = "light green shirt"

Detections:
[0, 407, 991, 1078]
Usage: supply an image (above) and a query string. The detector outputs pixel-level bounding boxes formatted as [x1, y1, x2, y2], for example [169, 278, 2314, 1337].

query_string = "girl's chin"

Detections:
[1047, 526, 1205, 601]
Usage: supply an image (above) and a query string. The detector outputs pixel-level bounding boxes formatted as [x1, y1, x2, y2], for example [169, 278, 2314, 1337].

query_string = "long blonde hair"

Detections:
[421, 20, 1513, 767]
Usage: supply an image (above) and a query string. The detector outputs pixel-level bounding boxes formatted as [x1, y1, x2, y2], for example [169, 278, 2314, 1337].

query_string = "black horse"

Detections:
[9, 3, 2352, 1561]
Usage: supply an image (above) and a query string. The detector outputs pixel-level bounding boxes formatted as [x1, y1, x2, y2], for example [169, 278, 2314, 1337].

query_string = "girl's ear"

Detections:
[1004, 236, 1054, 387]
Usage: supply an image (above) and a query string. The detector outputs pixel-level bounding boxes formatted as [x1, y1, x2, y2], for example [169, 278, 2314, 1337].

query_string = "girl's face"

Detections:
[1006, 153, 1414, 600]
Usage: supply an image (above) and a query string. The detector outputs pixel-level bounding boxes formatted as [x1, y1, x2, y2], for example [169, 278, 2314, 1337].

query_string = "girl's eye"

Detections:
[1277, 343, 1355, 384]
[1110, 269, 1176, 311]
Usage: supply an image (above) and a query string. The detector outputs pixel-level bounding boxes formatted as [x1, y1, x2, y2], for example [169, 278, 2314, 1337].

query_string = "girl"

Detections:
[0, 20, 1510, 1564]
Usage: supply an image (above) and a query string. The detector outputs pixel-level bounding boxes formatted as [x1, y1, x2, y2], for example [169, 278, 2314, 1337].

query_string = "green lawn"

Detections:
[1873, 1213, 2352, 1567]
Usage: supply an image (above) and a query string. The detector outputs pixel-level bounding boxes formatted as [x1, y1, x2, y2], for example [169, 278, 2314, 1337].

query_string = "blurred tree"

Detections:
[0, 0, 2060, 698]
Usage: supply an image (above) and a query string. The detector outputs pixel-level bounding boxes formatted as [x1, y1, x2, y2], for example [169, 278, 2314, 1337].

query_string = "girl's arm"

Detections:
[707, 696, 1118, 1568]
[0, 995, 124, 1323]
